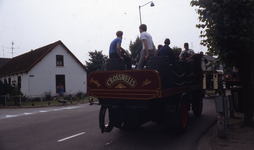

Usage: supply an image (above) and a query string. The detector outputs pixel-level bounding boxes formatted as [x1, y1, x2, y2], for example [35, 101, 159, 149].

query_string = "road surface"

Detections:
[0, 96, 218, 150]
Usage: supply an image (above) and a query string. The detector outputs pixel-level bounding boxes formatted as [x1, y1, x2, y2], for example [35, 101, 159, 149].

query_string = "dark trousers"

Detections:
[109, 53, 132, 69]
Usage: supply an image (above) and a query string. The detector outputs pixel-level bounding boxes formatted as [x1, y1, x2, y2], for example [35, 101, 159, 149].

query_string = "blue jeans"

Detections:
[137, 49, 154, 69]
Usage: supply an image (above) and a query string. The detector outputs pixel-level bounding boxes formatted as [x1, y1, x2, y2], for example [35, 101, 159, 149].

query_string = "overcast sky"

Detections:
[0, 0, 205, 64]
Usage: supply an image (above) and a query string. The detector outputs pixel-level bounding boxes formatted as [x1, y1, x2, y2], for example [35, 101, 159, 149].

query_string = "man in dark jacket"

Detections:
[157, 38, 175, 64]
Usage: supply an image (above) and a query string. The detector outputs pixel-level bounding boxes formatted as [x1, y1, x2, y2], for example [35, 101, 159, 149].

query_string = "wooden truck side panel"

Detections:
[88, 69, 162, 100]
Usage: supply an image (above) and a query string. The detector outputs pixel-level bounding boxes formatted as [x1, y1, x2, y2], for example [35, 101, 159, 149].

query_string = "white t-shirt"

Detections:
[140, 32, 154, 50]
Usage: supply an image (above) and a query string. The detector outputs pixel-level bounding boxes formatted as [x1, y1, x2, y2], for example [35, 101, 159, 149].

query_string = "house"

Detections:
[0, 58, 11, 68]
[201, 52, 223, 71]
[0, 40, 88, 98]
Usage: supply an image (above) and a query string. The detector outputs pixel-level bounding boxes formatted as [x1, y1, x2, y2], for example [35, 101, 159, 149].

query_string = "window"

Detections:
[56, 55, 64, 66]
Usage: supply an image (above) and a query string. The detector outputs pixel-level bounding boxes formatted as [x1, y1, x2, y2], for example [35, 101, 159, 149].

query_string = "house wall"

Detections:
[201, 58, 217, 71]
[0, 73, 29, 95]
[25, 44, 87, 97]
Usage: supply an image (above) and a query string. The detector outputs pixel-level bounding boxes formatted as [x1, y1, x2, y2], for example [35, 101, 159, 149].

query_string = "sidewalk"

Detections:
[195, 112, 254, 150]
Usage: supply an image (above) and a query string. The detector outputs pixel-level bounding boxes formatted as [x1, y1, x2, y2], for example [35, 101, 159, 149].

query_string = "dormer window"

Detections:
[56, 55, 64, 66]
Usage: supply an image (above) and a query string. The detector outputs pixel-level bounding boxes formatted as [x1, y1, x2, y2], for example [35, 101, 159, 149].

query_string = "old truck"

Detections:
[87, 54, 204, 134]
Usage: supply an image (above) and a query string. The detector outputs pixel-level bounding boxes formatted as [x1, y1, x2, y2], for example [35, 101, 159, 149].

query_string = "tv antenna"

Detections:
[2, 42, 19, 58]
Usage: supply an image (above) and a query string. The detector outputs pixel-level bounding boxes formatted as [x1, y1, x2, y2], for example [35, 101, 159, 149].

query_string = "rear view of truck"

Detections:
[88, 54, 204, 134]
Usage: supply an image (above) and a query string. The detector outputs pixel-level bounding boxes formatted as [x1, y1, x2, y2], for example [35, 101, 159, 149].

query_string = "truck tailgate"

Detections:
[87, 69, 162, 100]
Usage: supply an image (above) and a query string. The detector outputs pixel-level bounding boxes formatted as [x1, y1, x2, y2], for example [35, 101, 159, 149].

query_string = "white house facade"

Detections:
[0, 40, 88, 98]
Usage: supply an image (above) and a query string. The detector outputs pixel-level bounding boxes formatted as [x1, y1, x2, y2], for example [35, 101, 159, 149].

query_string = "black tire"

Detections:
[192, 91, 203, 116]
[176, 102, 188, 134]
[167, 99, 188, 135]
[99, 106, 114, 133]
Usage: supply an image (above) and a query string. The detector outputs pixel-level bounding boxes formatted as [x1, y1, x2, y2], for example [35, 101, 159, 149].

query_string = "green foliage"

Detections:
[172, 46, 182, 54]
[0, 80, 11, 95]
[129, 36, 142, 65]
[0, 80, 23, 96]
[191, 0, 254, 126]
[191, 0, 254, 70]
[85, 50, 108, 74]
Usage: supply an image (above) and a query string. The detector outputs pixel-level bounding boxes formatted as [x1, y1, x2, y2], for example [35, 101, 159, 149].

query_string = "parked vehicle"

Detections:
[203, 70, 225, 96]
[87, 54, 204, 134]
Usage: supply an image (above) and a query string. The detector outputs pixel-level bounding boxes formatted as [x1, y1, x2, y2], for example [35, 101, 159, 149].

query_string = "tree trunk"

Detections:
[241, 56, 254, 126]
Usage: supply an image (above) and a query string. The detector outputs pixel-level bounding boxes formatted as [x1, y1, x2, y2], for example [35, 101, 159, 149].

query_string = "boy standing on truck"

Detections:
[137, 24, 156, 69]
[109, 31, 132, 69]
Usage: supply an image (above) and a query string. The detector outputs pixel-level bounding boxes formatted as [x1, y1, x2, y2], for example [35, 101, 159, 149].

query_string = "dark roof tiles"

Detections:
[0, 40, 87, 76]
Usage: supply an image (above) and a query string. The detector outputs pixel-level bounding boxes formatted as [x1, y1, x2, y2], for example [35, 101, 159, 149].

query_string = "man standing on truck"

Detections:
[137, 24, 156, 69]
[157, 38, 175, 64]
[109, 31, 132, 69]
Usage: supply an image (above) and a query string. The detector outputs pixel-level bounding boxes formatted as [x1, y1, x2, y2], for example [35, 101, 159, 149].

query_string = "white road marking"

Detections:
[6, 115, 18, 118]
[1, 105, 85, 119]
[39, 111, 48, 113]
[24, 113, 34, 115]
[105, 141, 113, 146]
[57, 132, 86, 142]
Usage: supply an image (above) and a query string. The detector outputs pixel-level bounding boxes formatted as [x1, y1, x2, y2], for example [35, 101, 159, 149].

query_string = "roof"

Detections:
[0, 40, 88, 76]
[0, 58, 11, 68]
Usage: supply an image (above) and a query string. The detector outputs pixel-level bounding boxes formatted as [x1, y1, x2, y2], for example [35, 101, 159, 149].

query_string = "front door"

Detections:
[56, 75, 65, 93]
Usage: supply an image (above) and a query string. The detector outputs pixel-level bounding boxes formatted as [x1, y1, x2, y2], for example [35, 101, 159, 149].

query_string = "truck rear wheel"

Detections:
[99, 106, 114, 133]
[192, 91, 203, 116]
[176, 102, 188, 134]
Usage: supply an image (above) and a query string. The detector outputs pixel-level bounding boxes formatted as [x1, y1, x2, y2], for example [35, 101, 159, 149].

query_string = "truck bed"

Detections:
[87, 69, 202, 100]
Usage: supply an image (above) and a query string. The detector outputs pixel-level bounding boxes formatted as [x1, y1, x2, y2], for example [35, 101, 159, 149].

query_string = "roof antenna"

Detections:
[3, 42, 19, 58]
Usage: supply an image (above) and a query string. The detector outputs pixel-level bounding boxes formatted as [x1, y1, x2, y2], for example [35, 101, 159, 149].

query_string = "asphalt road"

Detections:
[0, 96, 218, 150]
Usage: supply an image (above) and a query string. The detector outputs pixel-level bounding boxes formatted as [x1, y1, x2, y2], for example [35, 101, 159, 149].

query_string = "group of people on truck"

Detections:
[109, 24, 195, 70]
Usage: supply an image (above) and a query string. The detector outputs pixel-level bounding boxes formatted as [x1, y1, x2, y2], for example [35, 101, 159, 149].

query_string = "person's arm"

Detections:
[117, 43, 124, 60]
[120, 47, 130, 57]
[179, 51, 183, 60]
[186, 55, 194, 60]
[142, 39, 149, 61]
[186, 50, 195, 60]
[152, 43, 156, 56]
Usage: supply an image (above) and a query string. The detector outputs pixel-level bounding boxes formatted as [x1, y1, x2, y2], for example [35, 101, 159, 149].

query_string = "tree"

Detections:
[129, 36, 142, 65]
[191, 0, 254, 126]
[85, 50, 108, 74]
[172, 46, 182, 54]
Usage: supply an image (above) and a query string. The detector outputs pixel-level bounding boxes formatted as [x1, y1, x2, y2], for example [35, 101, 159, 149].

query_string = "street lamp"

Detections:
[139, 1, 155, 25]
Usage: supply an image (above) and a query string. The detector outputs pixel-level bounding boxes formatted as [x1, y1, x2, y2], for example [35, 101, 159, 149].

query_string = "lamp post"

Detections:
[139, 1, 155, 25]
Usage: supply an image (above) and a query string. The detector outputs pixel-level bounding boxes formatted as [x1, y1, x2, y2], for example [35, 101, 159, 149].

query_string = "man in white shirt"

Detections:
[179, 42, 195, 70]
[179, 43, 195, 61]
[137, 24, 156, 69]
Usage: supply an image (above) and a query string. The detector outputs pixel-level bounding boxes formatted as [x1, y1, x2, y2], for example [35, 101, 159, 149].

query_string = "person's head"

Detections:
[116, 31, 123, 38]
[157, 44, 163, 50]
[164, 38, 170, 45]
[139, 24, 147, 33]
[184, 43, 189, 50]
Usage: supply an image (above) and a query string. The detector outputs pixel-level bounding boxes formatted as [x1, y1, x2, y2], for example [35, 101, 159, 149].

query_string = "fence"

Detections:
[0, 93, 89, 107]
